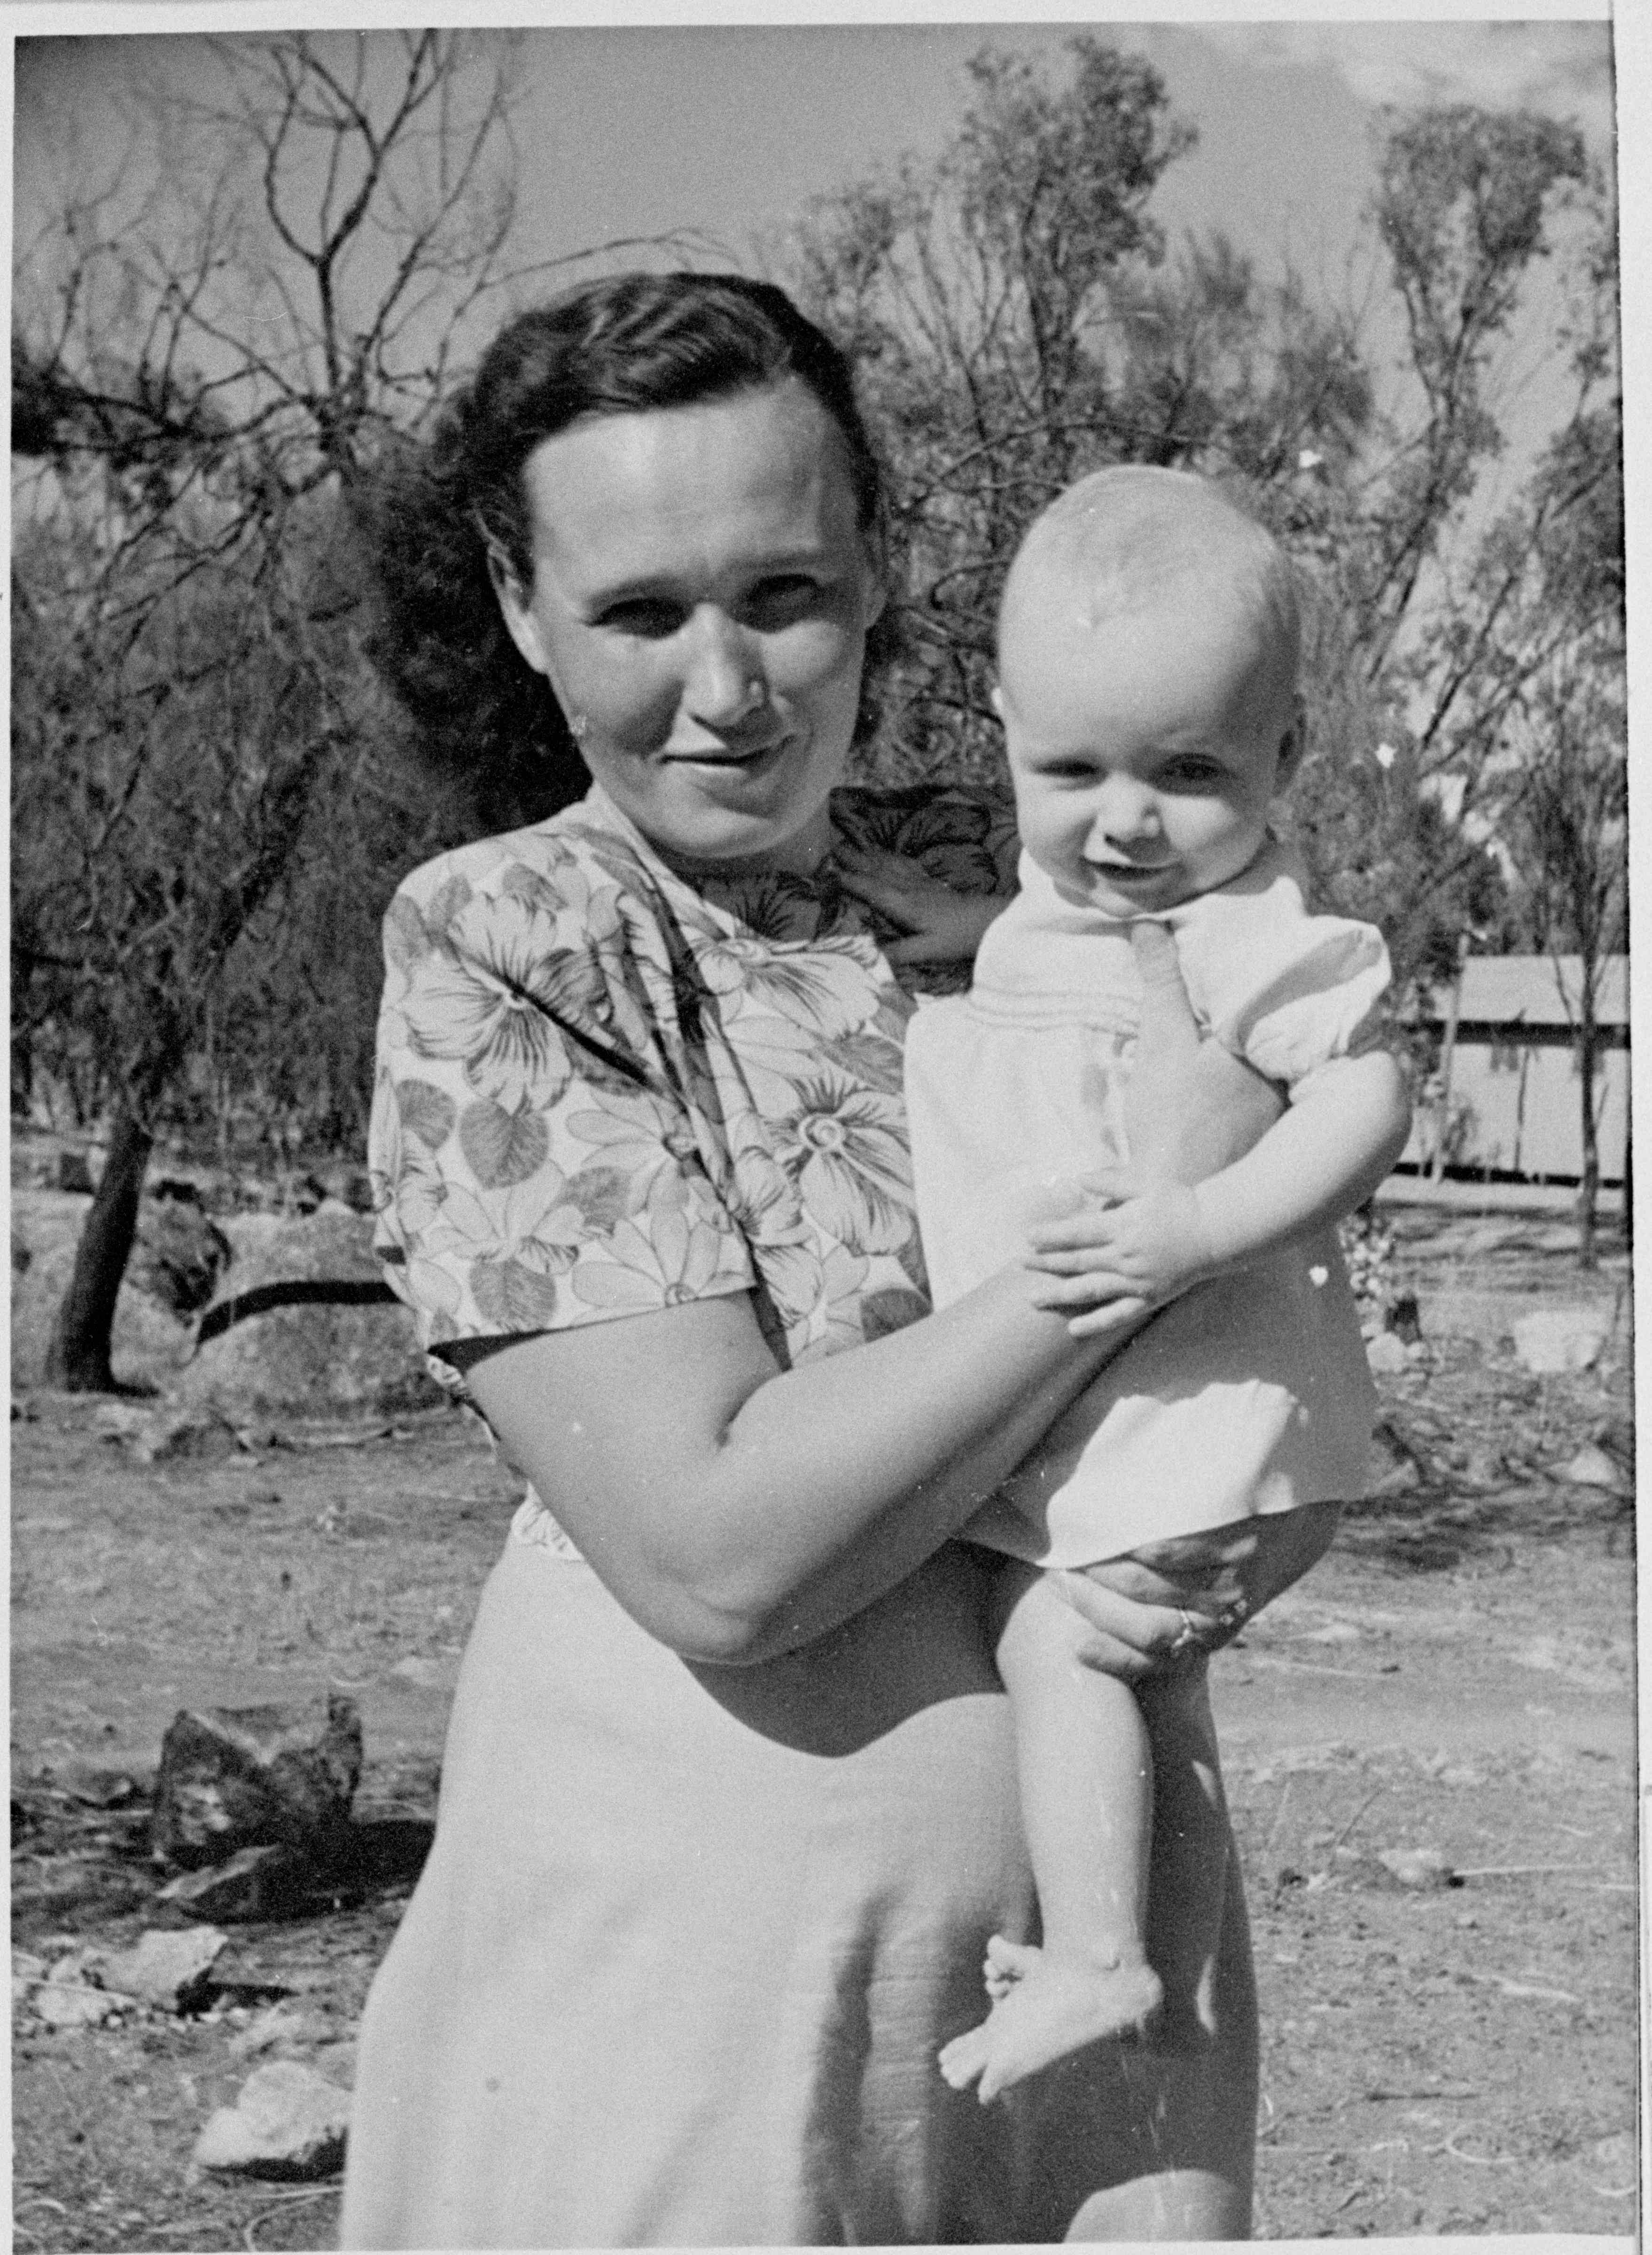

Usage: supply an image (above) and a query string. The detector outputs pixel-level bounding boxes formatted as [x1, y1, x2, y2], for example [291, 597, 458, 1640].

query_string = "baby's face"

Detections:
[997, 585, 1298, 919]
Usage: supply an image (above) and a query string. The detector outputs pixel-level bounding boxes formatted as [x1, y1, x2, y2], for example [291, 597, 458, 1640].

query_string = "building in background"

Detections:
[1402, 956, 1630, 1187]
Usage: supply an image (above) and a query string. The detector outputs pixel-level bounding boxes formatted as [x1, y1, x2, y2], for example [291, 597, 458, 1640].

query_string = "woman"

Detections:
[342, 272, 1343, 2248]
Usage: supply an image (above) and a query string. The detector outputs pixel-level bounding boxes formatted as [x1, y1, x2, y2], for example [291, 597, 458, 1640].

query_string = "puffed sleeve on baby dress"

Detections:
[1169, 840, 1392, 1088]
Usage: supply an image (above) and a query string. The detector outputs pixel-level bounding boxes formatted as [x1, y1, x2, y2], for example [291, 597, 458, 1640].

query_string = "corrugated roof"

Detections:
[1424, 955, 1629, 1027]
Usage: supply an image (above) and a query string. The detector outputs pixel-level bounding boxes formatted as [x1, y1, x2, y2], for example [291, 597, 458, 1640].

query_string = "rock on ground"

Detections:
[10, 1190, 437, 1408]
[152, 1695, 363, 1870]
[30, 1980, 133, 2028]
[10, 1195, 195, 1390]
[1365, 1331, 1410, 1375]
[128, 1195, 233, 1319]
[95, 1401, 241, 1465]
[192, 2059, 352, 2181]
[1511, 1307, 1612, 1373]
[97, 1926, 227, 2011]
[177, 1207, 437, 1414]
[1377, 1846, 1457, 1888]
[1554, 1442, 1629, 1491]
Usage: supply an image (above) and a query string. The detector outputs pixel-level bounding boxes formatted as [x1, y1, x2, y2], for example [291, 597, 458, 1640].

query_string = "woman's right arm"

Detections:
[469, 1257, 1130, 1668]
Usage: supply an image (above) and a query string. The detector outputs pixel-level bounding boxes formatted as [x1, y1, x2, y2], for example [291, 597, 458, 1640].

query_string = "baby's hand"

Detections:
[1026, 1168, 1219, 1336]
[834, 844, 1003, 967]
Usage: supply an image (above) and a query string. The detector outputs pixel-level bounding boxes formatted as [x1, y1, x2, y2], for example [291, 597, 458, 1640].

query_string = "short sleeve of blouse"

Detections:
[367, 833, 755, 1366]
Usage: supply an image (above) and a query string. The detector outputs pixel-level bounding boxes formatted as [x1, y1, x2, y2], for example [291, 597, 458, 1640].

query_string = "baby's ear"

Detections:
[1274, 698, 1307, 788]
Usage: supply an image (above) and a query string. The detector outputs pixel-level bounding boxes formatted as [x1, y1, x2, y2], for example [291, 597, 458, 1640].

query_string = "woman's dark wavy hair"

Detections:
[365, 271, 891, 832]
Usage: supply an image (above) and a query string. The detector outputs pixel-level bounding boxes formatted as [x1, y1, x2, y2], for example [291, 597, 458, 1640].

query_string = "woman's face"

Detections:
[492, 379, 885, 872]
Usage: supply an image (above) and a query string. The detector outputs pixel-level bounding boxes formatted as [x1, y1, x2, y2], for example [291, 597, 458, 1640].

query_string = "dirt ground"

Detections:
[10, 1198, 1639, 2247]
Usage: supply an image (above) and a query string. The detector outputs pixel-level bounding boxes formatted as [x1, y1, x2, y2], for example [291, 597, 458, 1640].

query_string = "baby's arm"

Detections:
[1029, 1049, 1411, 1334]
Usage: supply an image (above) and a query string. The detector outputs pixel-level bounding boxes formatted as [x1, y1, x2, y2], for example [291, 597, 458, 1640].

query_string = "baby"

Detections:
[883, 467, 1411, 2101]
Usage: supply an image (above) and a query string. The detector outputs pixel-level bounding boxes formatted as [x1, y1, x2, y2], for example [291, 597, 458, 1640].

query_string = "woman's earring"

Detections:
[569, 714, 590, 742]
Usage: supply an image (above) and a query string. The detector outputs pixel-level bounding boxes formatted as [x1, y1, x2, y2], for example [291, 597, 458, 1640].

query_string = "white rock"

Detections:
[46, 1945, 106, 1986]
[33, 1979, 134, 2027]
[179, 1206, 434, 1415]
[1377, 1846, 1456, 1889]
[192, 2059, 351, 2180]
[1555, 1443, 1628, 1492]
[1365, 1331, 1409, 1375]
[1375, 1457, 1421, 1495]
[99, 1926, 227, 2011]
[1511, 1308, 1611, 1374]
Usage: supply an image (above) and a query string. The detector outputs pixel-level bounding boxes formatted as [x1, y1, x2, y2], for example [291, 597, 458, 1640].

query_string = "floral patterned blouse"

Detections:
[368, 780, 1018, 1545]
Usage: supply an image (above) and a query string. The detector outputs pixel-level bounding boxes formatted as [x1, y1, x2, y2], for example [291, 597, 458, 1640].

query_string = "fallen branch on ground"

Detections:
[194, 1279, 397, 1351]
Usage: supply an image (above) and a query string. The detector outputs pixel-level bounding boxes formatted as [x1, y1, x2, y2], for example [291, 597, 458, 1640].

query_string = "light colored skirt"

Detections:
[339, 1536, 1253, 2247]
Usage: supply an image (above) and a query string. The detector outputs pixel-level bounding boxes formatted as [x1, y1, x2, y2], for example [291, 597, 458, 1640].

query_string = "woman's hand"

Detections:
[1057, 1501, 1343, 1673]
[1048, 1571, 1227, 1682]
[834, 844, 1004, 967]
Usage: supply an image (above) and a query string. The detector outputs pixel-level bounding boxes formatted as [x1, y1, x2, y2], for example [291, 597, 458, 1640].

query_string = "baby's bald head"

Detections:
[993, 467, 1307, 915]
[998, 466, 1300, 733]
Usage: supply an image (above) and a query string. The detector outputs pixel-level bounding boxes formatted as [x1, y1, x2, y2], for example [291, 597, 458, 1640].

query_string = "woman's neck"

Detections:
[651, 803, 837, 886]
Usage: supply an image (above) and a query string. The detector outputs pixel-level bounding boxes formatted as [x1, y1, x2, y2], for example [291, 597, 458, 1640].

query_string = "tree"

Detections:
[779, 46, 1600, 1019]
[1243, 109, 1599, 1016]
[1488, 227, 1625, 1262]
[1392, 166, 1624, 1257]
[1354, 105, 1588, 686]
[12, 32, 525, 1389]
[784, 36, 1371, 787]
[12, 495, 379, 1386]
[1502, 654, 1627, 1266]
[1371, 148, 1614, 821]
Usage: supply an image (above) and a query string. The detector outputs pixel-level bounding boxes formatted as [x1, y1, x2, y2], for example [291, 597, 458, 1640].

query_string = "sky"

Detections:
[15, 19, 1615, 276]
[497, 18, 1615, 274]
[12, 13, 1616, 526]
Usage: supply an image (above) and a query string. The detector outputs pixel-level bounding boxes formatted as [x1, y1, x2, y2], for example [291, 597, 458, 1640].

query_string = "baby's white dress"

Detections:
[904, 840, 1391, 1569]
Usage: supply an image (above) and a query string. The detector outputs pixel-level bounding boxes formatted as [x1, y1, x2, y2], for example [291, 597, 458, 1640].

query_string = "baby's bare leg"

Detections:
[1095, 1502, 1343, 2046]
[939, 1563, 1162, 2104]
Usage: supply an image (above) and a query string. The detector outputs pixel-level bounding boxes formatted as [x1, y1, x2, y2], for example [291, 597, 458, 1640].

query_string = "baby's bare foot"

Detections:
[939, 1940, 1161, 2103]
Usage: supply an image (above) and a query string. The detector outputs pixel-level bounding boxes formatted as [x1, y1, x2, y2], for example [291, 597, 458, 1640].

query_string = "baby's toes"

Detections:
[938, 2027, 991, 2091]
